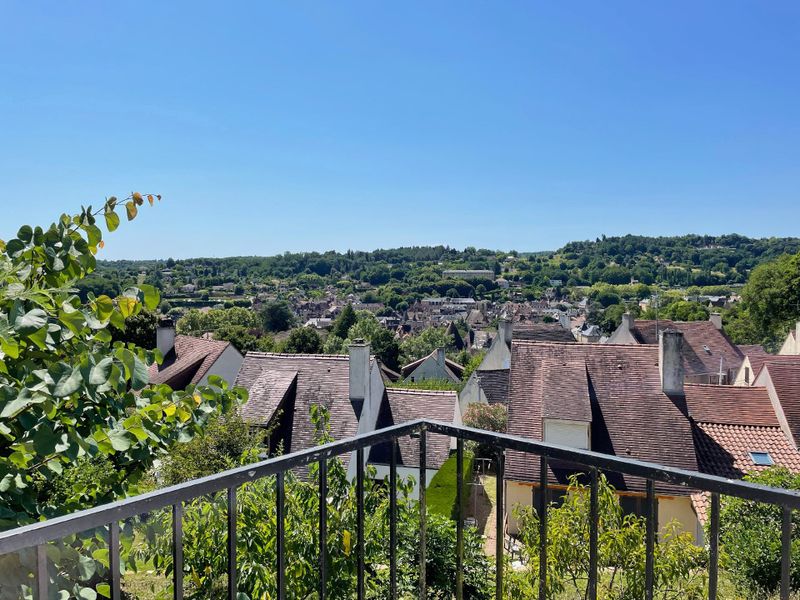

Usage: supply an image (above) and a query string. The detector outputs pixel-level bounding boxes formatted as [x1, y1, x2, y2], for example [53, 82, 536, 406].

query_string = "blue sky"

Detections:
[1, 1, 799, 259]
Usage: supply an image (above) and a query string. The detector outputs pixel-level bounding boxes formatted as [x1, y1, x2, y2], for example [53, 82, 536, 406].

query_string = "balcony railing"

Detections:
[2, 419, 800, 599]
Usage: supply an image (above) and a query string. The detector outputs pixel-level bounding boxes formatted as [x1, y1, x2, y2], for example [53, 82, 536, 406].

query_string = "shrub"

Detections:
[426, 450, 475, 520]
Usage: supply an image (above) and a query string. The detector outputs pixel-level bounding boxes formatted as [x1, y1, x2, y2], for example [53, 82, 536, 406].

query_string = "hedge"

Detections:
[427, 449, 474, 520]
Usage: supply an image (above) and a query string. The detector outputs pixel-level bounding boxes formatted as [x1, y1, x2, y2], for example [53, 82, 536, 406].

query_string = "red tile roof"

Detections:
[149, 335, 231, 389]
[754, 354, 800, 381]
[628, 320, 743, 378]
[684, 384, 777, 426]
[505, 342, 697, 494]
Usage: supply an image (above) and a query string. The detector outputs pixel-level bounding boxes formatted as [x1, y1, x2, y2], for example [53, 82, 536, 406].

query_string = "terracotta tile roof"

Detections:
[762, 361, 800, 445]
[149, 335, 231, 389]
[505, 342, 697, 494]
[235, 353, 353, 452]
[754, 354, 800, 380]
[385, 388, 457, 470]
[629, 320, 743, 378]
[240, 369, 297, 425]
[476, 369, 510, 405]
[684, 384, 777, 426]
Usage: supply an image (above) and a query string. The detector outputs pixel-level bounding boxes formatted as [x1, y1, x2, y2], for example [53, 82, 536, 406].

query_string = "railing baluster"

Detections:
[227, 487, 237, 600]
[419, 428, 427, 600]
[36, 543, 47, 600]
[277, 472, 285, 600]
[456, 437, 464, 600]
[173, 503, 183, 600]
[319, 459, 328, 600]
[645, 480, 656, 600]
[709, 492, 720, 599]
[588, 468, 598, 600]
[357, 446, 365, 600]
[495, 449, 504, 600]
[782, 506, 792, 600]
[109, 521, 121, 600]
[390, 443, 398, 600]
[538, 455, 547, 600]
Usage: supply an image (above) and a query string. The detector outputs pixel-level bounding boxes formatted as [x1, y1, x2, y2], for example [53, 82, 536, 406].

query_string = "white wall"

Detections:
[199, 344, 244, 387]
[543, 419, 590, 449]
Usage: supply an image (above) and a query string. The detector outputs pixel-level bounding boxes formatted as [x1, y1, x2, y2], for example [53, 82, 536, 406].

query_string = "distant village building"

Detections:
[779, 322, 800, 355]
[400, 348, 465, 384]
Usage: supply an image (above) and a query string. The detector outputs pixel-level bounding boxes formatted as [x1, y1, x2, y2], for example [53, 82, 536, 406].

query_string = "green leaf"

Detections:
[118, 296, 137, 319]
[96, 584, 111, 599]
[50, 363, 83, 397]
[104, 210, 120, 232]
[77, 586, 97, 600]
[89, 358, 113, 385]
[59, 307, 86, 335]
[13, 308, 47, 334]
[0, 388, 40, 419]
[0, 337, 19, 359]
[107, 429, 132, 452]
[16, 225, 33, 242]
[46, 459, 63, 475]
[139, 284, 160, 311]
[131, 355, 150, 390]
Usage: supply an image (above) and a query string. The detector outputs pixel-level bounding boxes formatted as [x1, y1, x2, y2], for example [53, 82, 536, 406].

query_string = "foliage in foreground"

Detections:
[719, 468, 800, 598]
[513, 474, 706, 599]
[0, 197, 245, 598]
[426, 449, 475, 520]
[134, 407, 492, 600]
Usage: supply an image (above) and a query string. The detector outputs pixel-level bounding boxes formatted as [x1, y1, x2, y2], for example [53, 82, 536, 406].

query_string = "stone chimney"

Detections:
[157, 318, 176, 357]
[349, 340, 371, 419]
[436, 347, 446, 368]
[796, 322, 800, 352]
[659, 330, 685, 396]
[498, 318, 513, 347]
[621, 312, 635, 331]
[709, 313, 723, 330]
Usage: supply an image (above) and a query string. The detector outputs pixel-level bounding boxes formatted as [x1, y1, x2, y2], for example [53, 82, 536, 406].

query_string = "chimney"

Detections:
[621, 312, 635, 331]
[659, 330, 685, 396]
[156, 318, 176, 356]
[498, 318, 513, 347]
[795, 322, 800, 353]
[709, 313, 723, 330]
[436, 347, 446, 368]
[349, 340, 371, 419]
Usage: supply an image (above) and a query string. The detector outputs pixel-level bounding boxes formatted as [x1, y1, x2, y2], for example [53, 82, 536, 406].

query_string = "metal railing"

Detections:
[2, 419, 800, 600]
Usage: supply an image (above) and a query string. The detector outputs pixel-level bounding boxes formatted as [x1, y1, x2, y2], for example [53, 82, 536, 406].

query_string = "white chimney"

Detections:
[498, 318, 513, 347]
[621, 312, 635, 331]
[436, 347, 446, 368]
[659, 330, 685, 396]
[157, 318, 176, 356]
[709, 313, 723, 330]
[796, 322, 800, 353]
[349, 340, 371, 419]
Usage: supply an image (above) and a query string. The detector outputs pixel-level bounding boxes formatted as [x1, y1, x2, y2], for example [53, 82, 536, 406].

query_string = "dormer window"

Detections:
[749, 451, 774, 466]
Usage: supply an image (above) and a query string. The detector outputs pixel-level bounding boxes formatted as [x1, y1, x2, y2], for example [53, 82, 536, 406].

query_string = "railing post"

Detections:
[319, 459, 328, 600]
[456, 437, 464, 600]
[709, 492, 720, 599]
[419, 428, 427, 600]
[109, 521, 121, 600]
[357, 446, 365, 600]
[36, 544, 48, 600]
[390, 444, 398, 600]
[495, 448, 505, 600]
[645, 480, 656, 600]
[277, 472, 285, 600]
[538, 455, 547, 600]
[227, 487, 237, 600]
[782, 506, 792, 600]
[588, 468, 598, 600]
[173, 503, 183, 600]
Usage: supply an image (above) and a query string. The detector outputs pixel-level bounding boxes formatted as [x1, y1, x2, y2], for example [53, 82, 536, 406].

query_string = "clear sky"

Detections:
[1, 1, 799, 259]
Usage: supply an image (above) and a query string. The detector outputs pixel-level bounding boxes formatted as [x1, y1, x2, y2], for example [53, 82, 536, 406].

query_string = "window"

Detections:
[744, 366, 750, 384]
[749, 451, 774, 466]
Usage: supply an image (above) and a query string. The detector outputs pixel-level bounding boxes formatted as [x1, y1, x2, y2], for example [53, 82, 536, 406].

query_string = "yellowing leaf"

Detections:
[99, 240, 105, 249]
[164, 404, 177, 417]
[193, 394, 201, 406]
[117, 296, 137, 318]
[132, 191, 143, 206]
[125, 201, 137, 221]
[147, 194, 154, 206]
[343, 530, 351, 556]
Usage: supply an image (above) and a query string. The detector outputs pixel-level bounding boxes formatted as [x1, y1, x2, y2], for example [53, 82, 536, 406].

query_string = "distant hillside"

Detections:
[85, 235, 800, 301]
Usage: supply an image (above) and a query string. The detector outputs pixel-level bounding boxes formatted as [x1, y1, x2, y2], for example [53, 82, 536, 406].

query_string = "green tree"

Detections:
[514, 474, 705, 599]
[110, 308, 158, 349]
[661, 300, 710, 322]
[0, 196, 244, 597]
[719, 467, 800, 597]
[332, 303, 357, 339]
[260, 300, 296, 332]
[400, 327, 453, 364]
[741, 252, 800, 346]
[282, 327, 323, 354]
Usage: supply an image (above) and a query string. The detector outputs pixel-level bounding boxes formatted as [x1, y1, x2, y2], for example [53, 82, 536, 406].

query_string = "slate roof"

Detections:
[505, 342, 697, 494]
[239, 369, 297, 426]
[384, 388, 457, 470]
[235, 353, 353, 451]
[401, 349, 465, 380]
[149, 335, 231, 389]
[476, 369, 510, 405]
[626, 320, 744, 377]
[512, 323, 575, 344]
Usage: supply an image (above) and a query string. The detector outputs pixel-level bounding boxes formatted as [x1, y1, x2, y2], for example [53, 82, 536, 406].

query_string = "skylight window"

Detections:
[703, 344, 712, 354]
[749, 451, 774, 466]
